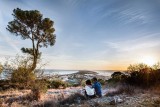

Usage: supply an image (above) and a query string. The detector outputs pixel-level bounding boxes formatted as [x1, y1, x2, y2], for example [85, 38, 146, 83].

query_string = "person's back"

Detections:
[85, 85, 95, 96]
[92, 77, 102, 97]
[85, 80, 95, 98]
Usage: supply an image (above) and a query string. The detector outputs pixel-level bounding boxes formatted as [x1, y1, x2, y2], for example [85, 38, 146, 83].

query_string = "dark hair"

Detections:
[93, 77, 97, 81]
[86, 79, 92, 85]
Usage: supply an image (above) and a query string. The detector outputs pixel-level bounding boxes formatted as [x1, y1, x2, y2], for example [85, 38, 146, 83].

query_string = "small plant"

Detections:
[80, 79, 86, 87]
[11, 67, 36, 89]
[98, 79, 106, 85]
[0, 63, 3, 74]
[31, 79, 48, 101]
[0, 98, 4, 106]
[50, 79, 68, 89]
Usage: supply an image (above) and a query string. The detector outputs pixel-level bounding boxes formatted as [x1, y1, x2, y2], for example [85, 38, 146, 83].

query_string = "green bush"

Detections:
[107, 72, 128, 86]
[98, 79, 106, 85]
[111, 72, 126, 81]
[50, 79, 68, 89]
[0, 63, 3, 74]
[109, 63, 160, 88]
[126, 69, 160, 87]
[33, 79, 48, 93]
[31, 79, 48, 100]
[127, 63, 149, 72]
[11, 67, 36, 89]
[80, 79, 86, 87]
[126, 64, 153, 87]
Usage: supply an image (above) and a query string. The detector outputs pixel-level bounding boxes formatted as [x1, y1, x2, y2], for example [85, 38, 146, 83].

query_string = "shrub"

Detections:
[98, 79, 106, 85]
[107, 72, 128, 86]
[127, 63, 150, 72]
[31, 79, 48, 100]
[0, 55, 37, 89]
[11, 67, 36, 89]
[152, 62, 160, 70]
[128, 64, 160, 87]
[80, 79, 86, 87]
[111, 72, 127, 82]
[126, 66, 156, 88]
[50, 79, 68, 89]
[109, 63, 160, 88]
[0, 63, 3, 74]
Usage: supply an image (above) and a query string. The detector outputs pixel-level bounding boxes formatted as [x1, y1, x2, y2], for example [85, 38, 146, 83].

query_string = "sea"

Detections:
[0, 69, 115, 79]
[43, 69, 115, 77]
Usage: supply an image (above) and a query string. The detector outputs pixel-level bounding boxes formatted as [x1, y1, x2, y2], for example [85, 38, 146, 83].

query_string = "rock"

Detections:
[114, 96, 123, 103]
[109, 100, 116, 105]
[70, 104, 75, 107]
[118, 98, 123, 103]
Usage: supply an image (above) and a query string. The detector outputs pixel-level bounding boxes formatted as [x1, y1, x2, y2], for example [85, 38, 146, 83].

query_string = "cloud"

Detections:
[104, 33, 160, 52]
[101, 32, 160, 66]
[98, 1, 154, 25]
[0, 32, 21, 53]
[118, 7, 150, 25]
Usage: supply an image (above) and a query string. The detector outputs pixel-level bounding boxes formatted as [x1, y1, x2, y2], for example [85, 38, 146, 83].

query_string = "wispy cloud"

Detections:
[104, 33, 160, 52]
[0, 32, 20, 53]
[97, 2, 152, 25]
[118, 7, 150, 25]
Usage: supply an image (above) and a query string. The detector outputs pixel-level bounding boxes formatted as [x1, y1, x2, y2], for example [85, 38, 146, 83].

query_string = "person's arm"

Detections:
[92, 83, 95, 88]
[99, 82, 102, 88]
[84, 86, 87, 90]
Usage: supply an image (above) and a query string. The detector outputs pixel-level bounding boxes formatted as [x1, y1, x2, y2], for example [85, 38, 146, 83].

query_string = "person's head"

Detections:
[92, 77, 97, 82]
[86, 79, 92, 85]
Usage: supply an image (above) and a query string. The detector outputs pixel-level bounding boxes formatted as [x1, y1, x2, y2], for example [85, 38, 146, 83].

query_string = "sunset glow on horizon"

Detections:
[139, 56, 157, 66]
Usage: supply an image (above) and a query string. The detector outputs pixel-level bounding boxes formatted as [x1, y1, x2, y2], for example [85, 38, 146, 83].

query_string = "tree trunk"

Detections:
[30, 31, 38, 72]
[30, 56, 37, 72]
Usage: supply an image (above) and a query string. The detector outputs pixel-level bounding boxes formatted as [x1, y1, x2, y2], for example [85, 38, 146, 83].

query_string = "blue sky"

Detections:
[0, 0, 160, 70]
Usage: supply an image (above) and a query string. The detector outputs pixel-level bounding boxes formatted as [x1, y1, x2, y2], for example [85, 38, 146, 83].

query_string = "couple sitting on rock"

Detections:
[85, 77, 102, 98]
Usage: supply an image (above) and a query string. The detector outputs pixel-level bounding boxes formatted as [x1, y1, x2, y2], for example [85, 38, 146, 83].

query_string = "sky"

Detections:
[0, 0, 160, 70]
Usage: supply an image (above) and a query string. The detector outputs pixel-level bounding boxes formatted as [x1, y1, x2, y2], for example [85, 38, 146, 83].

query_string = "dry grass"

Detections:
[33, 93, 87, 107]
[33, 100, 58, 107]
[10, 102, 25, 107]
[1, 84, 160, 107]
[140, 97, 160, 107]
[106, 84, 135, 97]
[150, 85, 160, 95]
[59, 93, 86, 105]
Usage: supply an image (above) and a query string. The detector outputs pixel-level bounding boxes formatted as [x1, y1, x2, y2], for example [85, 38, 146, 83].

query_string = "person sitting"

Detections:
[84, 79, 96, 98]
[92, 77, 102, 97]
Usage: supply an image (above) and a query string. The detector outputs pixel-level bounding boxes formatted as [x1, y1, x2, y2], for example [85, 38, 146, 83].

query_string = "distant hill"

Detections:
[74, 70, 98, 75]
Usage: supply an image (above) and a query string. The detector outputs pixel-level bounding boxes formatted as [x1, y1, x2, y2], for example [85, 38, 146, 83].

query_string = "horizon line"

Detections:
[38, 68, 125, 71]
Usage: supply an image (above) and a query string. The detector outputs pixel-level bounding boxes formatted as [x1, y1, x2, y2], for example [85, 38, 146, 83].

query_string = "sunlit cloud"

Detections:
[104, 33, 160, 52]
